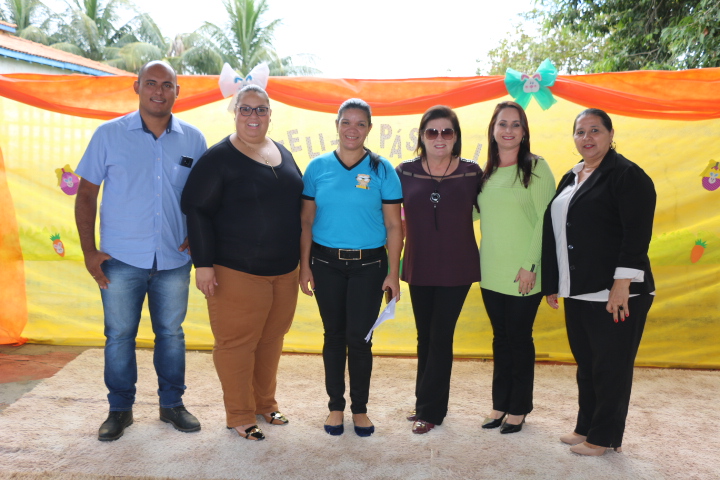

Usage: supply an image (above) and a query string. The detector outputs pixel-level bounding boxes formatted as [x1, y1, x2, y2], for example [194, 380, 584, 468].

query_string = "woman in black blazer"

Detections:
[542, 108, 656, 456]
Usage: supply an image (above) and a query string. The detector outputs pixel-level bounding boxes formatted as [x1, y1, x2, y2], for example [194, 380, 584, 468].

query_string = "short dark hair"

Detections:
[573, 108, 613, 133]
[337, 98, 372, 125]
[482, 101, 536, 189]
[235, 84, 270, 109]
[415, 105, 462, 158]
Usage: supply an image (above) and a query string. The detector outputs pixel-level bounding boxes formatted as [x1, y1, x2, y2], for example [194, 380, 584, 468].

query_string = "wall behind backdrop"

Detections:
[1, 69, 719, 368]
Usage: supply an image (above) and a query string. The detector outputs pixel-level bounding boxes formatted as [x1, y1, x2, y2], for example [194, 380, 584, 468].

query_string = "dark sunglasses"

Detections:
[424, 128, 455, 140]
[237, 106, 269, 116]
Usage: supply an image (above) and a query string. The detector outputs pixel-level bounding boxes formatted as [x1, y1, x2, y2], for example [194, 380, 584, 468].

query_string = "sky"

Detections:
[46, 0, 536, 79]
[154, 0, 535, 78]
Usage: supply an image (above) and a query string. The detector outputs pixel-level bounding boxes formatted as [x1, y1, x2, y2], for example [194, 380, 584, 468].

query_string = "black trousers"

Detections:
[564, 294, 653, 448]
[481, 288, 542, 416]
[310, 245, 387, 414]
[409, 284, 471, 425]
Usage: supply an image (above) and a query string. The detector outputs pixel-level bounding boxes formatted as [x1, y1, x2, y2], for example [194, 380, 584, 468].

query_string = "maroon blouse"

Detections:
[397, 157, 482, 286]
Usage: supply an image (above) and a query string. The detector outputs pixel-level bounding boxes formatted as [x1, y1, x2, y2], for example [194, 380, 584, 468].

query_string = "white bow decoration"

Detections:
[218, 62, 270, 112]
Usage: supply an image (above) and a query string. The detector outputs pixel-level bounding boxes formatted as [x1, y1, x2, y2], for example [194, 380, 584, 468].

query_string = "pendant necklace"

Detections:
[239, 137, 278, 179]
[425, 156, 453, 230]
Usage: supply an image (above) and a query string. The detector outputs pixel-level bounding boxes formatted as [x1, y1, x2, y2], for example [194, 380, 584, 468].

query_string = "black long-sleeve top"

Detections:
[181, 136, 303, 276]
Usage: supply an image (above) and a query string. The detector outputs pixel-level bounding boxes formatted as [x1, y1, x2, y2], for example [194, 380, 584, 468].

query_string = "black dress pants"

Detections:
[409, 284, 472, 425]
[481, 288, 542, 416]
[564, 294, 653, 448]
[310, 246, 387, 414]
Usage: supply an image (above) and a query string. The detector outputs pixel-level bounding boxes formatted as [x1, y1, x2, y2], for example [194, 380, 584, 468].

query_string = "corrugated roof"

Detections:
[0, 30, 131, 76]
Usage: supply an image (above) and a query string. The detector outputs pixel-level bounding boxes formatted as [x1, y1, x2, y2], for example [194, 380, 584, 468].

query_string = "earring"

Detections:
[611, 141, 617, 150]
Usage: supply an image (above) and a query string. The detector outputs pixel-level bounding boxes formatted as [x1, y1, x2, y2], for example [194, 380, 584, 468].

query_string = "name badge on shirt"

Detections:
[356, 173, 371, 189]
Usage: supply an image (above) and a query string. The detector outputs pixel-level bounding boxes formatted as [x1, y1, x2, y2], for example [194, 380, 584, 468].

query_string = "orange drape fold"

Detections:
[1, 68, 720, 120]
[0, 147, 28, 346]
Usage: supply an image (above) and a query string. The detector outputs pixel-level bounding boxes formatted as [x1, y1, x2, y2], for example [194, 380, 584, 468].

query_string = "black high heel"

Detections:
[500, 414, 526, 434]
[482, 412, 507, 429]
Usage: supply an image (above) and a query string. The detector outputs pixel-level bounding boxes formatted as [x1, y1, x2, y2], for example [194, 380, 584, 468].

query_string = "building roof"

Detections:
[0, 22, 131, 76]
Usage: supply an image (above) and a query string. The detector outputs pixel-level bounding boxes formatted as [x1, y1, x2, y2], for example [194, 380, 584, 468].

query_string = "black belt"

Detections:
[312, 242, 385, 260]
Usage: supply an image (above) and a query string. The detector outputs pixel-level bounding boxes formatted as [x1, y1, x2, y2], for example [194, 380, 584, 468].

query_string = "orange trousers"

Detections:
[207, 265, 299, 427]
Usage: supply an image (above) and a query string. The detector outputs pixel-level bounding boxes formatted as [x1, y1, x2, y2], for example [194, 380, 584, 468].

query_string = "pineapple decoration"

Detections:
[51, 233, 65, 257]
[700, 160, 720, 192]
[55, 164, 80, 195]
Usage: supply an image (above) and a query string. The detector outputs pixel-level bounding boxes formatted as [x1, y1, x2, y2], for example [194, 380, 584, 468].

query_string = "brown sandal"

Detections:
[261, 411, 289, 426]
[227, 425, 265, 440]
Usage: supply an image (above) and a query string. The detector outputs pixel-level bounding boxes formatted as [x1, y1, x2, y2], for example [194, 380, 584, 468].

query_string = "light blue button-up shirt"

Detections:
[76, 111, 207, 270]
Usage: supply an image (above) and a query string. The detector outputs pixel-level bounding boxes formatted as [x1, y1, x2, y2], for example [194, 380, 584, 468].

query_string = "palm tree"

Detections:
[0, 0, 53, 44]
[190, 0, 319, 76]
[50, 0, 167, 72]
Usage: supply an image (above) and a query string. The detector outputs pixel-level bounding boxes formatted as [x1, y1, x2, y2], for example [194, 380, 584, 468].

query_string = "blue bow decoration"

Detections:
[504, 59, 558, 110]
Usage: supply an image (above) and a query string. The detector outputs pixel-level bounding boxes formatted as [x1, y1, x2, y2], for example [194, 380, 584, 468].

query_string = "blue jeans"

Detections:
[100, 257, 191, 411]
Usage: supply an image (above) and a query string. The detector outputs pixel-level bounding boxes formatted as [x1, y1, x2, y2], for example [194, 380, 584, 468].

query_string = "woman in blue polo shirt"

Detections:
[299, 98, 403, 437]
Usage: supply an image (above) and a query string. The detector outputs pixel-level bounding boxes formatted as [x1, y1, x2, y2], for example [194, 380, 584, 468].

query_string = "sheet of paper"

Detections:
[365, 297, 396, 342]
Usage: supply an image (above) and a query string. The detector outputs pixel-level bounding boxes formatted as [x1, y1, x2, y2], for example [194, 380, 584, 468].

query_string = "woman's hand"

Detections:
[381, 275, 401, 302]
[546, 294, 559, 309]
[606, 278, 632, 323]
[195, 267, 217, 297]
[515, 267, 536, 295]
[299, 264, 315, 297]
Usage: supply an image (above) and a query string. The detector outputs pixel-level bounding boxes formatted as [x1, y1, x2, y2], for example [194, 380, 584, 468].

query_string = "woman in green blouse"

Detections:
[477, 101, 555, 434]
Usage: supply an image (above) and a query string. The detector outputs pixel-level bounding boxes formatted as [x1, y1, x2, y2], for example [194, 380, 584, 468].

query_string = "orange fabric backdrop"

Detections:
[1, 68, 719, 120]
[0, 147, 28, 345]
[2, 67, 720, 346]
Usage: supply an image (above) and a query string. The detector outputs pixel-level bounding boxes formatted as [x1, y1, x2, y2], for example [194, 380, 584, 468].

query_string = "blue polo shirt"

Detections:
[302, 151, 402, 249]
[76, 111, 207, 270]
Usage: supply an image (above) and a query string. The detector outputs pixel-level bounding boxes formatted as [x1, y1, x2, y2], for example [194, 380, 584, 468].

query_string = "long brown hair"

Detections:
[481, 101, 537, 189]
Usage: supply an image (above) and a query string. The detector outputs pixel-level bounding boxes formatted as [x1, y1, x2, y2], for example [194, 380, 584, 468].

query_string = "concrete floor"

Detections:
[0, 344, 94, 412]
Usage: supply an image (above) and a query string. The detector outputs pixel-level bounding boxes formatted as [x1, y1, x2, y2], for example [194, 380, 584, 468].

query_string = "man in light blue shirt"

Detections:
[75, 61, 207, 441]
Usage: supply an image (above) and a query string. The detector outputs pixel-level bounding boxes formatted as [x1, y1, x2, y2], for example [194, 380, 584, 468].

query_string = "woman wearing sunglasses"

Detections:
[181, 85, 304, 441]
[299, 98, 403, 437]
[396, 105, 481, 434]
[478, 101, 555, 434]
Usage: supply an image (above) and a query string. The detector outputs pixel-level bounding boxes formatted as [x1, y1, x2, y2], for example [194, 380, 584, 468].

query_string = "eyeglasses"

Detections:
[237, 106, 269, 116]
[424, 128, 455, 140]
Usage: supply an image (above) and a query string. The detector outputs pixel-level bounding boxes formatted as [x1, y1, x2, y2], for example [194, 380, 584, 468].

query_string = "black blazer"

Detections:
[541, 149, 656, 296]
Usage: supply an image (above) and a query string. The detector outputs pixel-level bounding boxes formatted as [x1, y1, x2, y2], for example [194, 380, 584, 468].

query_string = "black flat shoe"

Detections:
[353, 417, 375, 437]
[500, 415, 526, 434]
[160, 406, 201, 432]
[324, 414, 344, 436]
[98, 410, 133, 441]
[482, 412, 506, 429]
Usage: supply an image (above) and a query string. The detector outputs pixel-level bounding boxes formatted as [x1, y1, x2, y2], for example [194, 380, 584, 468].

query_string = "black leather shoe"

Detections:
[500, 415, 526, 434]
[98, 411, 133, 441]
[159, 406, 201, 432]
[482, 412, 506, 429]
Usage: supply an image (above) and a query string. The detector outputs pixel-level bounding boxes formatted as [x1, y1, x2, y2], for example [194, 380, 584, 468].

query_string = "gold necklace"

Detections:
[239, 137, 278, 179]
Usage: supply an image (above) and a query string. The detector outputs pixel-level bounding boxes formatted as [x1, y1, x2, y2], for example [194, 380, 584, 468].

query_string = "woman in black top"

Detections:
[181, 85, 303, 441]
[543, 108, 655, 455]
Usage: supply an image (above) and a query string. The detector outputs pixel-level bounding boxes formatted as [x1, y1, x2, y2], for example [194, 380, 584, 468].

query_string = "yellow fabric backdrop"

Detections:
[1, 91, 718, 368]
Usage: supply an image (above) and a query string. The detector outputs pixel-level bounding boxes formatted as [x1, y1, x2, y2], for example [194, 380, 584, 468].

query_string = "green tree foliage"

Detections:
[0, 0, 53, 44]
[481, 14, 602, 75]
[481, 0, 720, 74]
[50, 0, 167, 70]
[192, 0, 319, 76]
